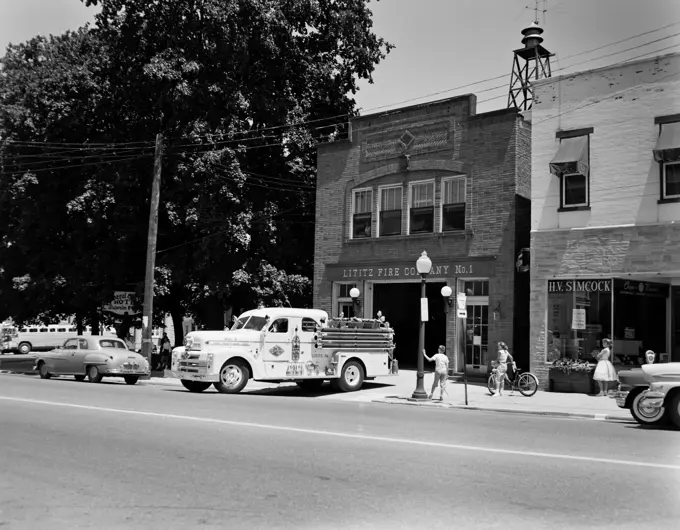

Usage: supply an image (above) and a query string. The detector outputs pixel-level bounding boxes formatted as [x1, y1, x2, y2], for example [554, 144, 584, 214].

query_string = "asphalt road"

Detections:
[0, 374, 678, 530]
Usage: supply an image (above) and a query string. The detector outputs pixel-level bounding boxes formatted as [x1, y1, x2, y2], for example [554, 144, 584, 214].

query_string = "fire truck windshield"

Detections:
[231, 316, 268, 331]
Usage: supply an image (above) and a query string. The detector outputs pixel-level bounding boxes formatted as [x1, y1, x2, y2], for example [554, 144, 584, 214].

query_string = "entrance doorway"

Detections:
[373, 282, 447, 370]
[464, 303, 489, 371]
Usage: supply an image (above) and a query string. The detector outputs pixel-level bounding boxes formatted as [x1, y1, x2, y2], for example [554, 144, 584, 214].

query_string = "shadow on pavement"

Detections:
[160, 380, 394, 398]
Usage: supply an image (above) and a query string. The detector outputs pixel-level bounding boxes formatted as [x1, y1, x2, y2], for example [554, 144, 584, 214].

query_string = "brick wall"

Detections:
[314, 96, 532, 370]
[529, 53, 680, 387]
[529, 224, 680, 386]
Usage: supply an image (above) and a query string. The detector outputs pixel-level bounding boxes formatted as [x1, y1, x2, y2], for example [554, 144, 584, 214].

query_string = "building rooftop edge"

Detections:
[532, 51, 680, 88]
[352, 93, 477, 122]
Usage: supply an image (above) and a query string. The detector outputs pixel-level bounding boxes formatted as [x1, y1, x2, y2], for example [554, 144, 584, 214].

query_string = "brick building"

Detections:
[313, 95, 531, 375]
[528, 53, 680, 388]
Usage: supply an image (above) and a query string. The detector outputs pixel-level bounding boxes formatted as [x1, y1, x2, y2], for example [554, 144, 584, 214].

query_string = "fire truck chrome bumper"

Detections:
[177, 371, 218, 382]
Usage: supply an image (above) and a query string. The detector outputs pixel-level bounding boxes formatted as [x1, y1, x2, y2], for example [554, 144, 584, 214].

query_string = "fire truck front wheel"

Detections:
[337, 360, 365, 392]
[214, 360, 250, 394]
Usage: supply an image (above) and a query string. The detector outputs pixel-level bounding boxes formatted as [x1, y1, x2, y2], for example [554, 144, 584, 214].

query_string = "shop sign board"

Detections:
[326, 259, 496, 281]
[614, 279, 669, 298]
[103, 291, 136, 315]
[548, 280, 612, 293]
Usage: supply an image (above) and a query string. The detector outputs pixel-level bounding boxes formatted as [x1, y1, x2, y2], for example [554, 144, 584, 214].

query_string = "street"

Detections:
[0, 375, 679, 530]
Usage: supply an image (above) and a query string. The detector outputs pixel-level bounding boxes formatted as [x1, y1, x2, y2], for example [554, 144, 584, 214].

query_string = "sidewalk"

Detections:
[0, 356, 632, 423]
[142, 368, 631, 422]
[364, 371, 632, 422]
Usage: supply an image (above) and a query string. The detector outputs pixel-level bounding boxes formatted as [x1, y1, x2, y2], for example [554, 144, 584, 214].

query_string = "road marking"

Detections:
[1, 395, 678, 471]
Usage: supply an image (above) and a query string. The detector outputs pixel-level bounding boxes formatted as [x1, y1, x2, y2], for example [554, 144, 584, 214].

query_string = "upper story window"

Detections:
[663, 162, 680, 199]
[549, 129, 591, 210]
[379, 186, 402, 236]
[441, 176, 466, 231]
[351, 189, 373, 239]
[653, 118, 680, 201]
[409, 181, 434, 234]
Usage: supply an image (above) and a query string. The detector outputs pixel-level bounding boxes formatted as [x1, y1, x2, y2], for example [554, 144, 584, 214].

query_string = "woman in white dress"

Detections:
[593, 338, 618, 396]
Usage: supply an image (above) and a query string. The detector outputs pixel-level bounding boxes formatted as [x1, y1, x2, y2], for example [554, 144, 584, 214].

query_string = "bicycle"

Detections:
[487, 362, 539, 397]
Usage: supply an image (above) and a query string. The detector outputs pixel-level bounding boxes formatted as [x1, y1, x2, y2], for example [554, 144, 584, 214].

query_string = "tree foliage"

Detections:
[1, 0, 392, 339]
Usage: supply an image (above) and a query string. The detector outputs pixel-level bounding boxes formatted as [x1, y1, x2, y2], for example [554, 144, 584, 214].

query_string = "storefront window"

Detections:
[546, 279, 612, 362]
[613, 280, 669, 365]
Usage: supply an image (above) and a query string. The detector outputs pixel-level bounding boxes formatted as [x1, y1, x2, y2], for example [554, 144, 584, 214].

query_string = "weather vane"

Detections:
[526, 0, 548, 25]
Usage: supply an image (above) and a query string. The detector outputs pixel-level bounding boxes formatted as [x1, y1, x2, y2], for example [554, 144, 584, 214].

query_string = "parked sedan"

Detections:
[611, 368, 667, 426]
[34, 336, 149, 385]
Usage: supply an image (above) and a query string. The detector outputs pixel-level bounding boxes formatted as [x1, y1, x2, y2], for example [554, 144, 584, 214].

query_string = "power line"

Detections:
[0, 154, 154, 176]
[155, 203, 314, 254]
[531, 69, 680, 126]
[3, 22, 678, 156]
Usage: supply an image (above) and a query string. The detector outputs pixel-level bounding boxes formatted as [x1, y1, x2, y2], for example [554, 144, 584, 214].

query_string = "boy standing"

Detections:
[423, 345, 449, 401]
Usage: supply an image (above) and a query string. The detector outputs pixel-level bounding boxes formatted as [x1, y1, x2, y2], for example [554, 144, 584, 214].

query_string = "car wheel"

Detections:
[296, 380, 325, 392]
[631, 390, 668, 426]
[337, 360, 364, 392]
[18, 342, 32, 355]
[74, 375, 86, 382]
[670, 392, 680, 429]
[124, 376, 139, 385]
[87, 365, 103, 383]
[38, 362, 51, 380]
[181, 380, 212, 393]
[213, 360, 249, 394]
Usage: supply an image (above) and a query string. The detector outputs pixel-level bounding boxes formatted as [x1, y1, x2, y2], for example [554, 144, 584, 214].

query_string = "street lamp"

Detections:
[349, 287, 361, 318]
[411, 251, 432, 400]
[440, 285, 452, 308]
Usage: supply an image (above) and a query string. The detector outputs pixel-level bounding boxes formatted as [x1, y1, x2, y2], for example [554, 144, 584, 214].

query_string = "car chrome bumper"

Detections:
[105, 369, 150, 376]
[639, 391, 665, 411]
[611, 390, 629, 408]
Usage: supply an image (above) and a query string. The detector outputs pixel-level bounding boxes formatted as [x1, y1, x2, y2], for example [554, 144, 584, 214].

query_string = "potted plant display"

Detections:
[548, 358, 596, 394]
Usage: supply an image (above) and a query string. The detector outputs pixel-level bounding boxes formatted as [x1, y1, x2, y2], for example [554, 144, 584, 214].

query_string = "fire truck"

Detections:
[169, 307, 397, 393]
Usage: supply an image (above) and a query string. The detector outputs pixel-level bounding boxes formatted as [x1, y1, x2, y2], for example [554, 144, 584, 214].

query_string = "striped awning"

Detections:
[653, 121, 680, 163]
[549, 136, 589, 177]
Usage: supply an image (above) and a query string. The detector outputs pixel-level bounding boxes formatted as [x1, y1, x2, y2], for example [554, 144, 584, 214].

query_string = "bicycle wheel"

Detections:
[517, 372, 539, 397]
[487, 373, 497, 395]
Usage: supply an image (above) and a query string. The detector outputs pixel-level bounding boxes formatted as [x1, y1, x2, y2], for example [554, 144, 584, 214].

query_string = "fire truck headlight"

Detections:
[207, 353, 214, 371]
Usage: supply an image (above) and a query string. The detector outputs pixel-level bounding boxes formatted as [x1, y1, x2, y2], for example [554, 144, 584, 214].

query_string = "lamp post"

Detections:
[349, 287, 361, 318]
[411, 251, 432, 400]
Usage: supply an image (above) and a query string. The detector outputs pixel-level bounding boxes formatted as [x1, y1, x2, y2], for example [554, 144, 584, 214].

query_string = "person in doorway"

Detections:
[159, 332, 172, 370]
[423, 345, 449, 401]
[492, 341, 514, 397]
[593, 338, 618, 396]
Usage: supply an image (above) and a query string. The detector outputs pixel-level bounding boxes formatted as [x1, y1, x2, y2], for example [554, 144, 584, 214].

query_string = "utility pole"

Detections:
[141, 133, 163, 374]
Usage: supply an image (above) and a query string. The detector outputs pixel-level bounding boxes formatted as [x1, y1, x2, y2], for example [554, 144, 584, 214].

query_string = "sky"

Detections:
[1, 0, 679, 116]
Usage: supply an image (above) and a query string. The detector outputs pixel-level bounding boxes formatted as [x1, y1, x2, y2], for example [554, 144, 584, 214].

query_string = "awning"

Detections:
[549, 136, 589, 177]
[653, 121, 680, 163]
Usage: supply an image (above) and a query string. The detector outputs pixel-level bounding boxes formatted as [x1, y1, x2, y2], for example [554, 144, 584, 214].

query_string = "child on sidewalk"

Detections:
[423, 345, 449, 401]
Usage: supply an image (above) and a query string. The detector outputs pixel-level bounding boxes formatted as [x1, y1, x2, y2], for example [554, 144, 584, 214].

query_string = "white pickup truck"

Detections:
[169, 307, 397, 394]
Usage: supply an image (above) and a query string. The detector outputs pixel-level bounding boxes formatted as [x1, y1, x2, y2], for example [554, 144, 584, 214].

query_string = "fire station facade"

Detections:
[313, 95, 531, 374]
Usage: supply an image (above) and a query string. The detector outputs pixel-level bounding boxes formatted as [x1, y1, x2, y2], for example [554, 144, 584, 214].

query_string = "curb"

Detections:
[370, 398, 633, 423]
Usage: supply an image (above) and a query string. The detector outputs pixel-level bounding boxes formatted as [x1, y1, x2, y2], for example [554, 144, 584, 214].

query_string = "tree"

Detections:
[83, 0, 392, 337]
[0, 1, 392, 343]
[0, 28, 151, 331]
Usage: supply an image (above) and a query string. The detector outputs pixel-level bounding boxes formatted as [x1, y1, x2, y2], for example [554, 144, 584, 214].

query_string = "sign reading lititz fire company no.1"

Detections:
[325, 259, 496, 281]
